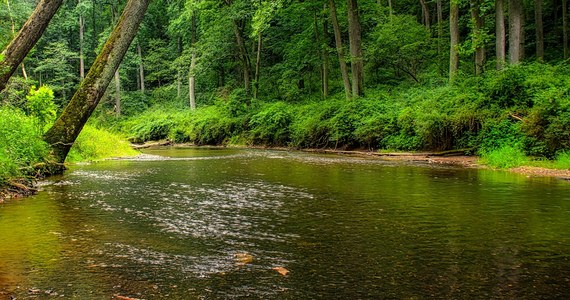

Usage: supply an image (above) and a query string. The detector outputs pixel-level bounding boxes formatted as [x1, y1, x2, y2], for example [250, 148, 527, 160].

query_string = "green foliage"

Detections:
[0, 107, 50, 184]
[554, 151, 570, 169]
[480, 145, 527, 169]
[66, 125, 138, 162]
[26, 86, 56, 130]
[248, 102, 292, 145]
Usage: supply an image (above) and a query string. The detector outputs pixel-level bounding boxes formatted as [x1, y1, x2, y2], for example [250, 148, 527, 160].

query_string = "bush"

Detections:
[0, 107, 50, 183]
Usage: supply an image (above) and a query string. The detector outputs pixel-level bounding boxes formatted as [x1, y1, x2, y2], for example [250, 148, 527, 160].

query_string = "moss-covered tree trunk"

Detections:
[43, 0, 150, 164]
[0, 0, 63, 92]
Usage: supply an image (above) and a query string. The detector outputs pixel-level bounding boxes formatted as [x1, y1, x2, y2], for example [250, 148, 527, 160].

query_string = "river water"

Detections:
[0, 148, 569, 299]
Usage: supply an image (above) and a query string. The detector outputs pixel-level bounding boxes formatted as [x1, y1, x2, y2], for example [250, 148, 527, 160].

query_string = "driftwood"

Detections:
[131, 140, 172, 149]
[303, 148, 474, 157]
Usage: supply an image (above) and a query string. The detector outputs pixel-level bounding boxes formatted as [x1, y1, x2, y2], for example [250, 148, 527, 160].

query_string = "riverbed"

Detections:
[0, 148, 569, 299]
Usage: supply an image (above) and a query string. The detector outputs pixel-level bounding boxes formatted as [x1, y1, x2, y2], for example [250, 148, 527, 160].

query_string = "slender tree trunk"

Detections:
[43, 0, 150, 164]
[137, 42, 145, 94]
[323, 5, 330, 98]
[388, 0, 393, 18]
[534, 0, 544, 62]
[437, 0, 444, 74]
[419, 0, 431, 29]
[509, 0, 525, 64]
[496, 0, 506, 69]
[347, 0, 364, 97]
[253, 32, 262, 100]
[232, 20, 252, 99]
[0, 0, 64, 92]
[471, 0, 485, 75]
[449, 1, 460, 82]
[329, 0, 351, 100]
[79, 0, 85, 80]
[114, 70, 121, 116]
[189, 13, 197, 110]
[560, 0, 568, 59]
[314, 11, 324, 98]
[177, 37, 182, 98]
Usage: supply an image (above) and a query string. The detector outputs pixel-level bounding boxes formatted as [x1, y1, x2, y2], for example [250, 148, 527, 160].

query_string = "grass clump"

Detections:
[480, 145, 528, 169]
[66, 125, 139, 162]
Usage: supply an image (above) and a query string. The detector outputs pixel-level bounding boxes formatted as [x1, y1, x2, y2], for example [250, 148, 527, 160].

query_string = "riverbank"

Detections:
[136, 143, 570, 180]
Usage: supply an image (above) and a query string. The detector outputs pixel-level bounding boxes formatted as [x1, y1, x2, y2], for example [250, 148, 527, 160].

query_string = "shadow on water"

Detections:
[1, 148, 569, 299]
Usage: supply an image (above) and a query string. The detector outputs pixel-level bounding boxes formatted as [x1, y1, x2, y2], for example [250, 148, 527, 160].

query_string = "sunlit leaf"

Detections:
[272, 266, 289, 276]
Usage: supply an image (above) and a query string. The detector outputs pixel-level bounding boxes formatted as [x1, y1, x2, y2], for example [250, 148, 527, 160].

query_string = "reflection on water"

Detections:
[0, 148, 569, 299]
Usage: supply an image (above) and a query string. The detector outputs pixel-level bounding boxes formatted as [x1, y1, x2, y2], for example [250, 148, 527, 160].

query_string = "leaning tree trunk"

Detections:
[449, 0, 460, 83]
[496, 0, 506, 70]
[43, 0, 150, 164]
[347, 0, 364, 97]
[329, 0, 352, 100]
[0, 0, 63, 92]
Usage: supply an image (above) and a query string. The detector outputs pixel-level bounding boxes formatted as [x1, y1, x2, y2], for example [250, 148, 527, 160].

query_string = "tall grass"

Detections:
[66, 125, 139, 162]
[0, 107, 50, 184]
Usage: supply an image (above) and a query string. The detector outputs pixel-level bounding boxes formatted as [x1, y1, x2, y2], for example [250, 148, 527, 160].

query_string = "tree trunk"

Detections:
[43, 0, 150, 164]
[560, 0, 568, 59]
[137, 42, 145, 94]
[6, 0, 28, 81]
[329, 0, 351, 100]
[347, 0, 364, 97]
[114, 70, 121, 116]
[419, 0, 431, 29]
[449, 1, 460, 83]
[471, 0, 485, 75]
[232, 20, 252, 99]
[314, 11, 324, 98]
[189, 13, 197, 110]
[323, 5, 330, 98]
[79, 0, 85, 80]
[533, 1, 544, 60]
[253, 32, 262, 100]
[509, 0, 524, 64]
[176, 36, 182, 98]
[0, 0, 64, 92]
[437, 0, 444, 74]
[496, 0, 506, 69]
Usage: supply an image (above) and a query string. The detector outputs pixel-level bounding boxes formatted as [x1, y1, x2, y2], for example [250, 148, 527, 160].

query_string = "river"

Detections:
[0, 148, 569, 299]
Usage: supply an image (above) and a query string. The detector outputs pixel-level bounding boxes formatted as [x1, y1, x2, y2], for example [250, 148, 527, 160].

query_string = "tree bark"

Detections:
[496, 0, 506, 69]
[419, 0, 431, 29]
[347, 0, 364, 97]
[509, 0, 524, 64]
[437, 0, 444, 74]
[560, 0, 568, 59]
[533, 0, 543, 62]
[323, 5, 330, 98]
[137, 41, 145, 94]
[253, 32, 262, 100]
[449, 1, 460, 83]
[79, 0, 85, 80]
[329, 0, 351, 100]
[0, 0, 64, 92]
[189, 13, 197, 110]
[43, 0, 150, 164]
[471, 0, 485, 75]
[114, 70, 121, 116]
[177, 36, 182, 98]
[232, 20, 252, 99]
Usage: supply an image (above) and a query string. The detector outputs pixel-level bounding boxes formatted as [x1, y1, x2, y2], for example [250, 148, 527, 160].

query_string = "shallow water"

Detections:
[0, 148, 569, 299]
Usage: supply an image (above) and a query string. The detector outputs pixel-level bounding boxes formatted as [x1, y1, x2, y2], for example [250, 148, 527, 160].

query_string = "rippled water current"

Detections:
[0, 148, 569, 299]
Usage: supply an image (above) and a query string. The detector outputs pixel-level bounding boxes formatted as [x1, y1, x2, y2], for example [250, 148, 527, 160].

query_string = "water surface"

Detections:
[0, 148, 569, 299]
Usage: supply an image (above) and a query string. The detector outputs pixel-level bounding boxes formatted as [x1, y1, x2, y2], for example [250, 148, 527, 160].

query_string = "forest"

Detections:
[2, 0, 570, 186]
